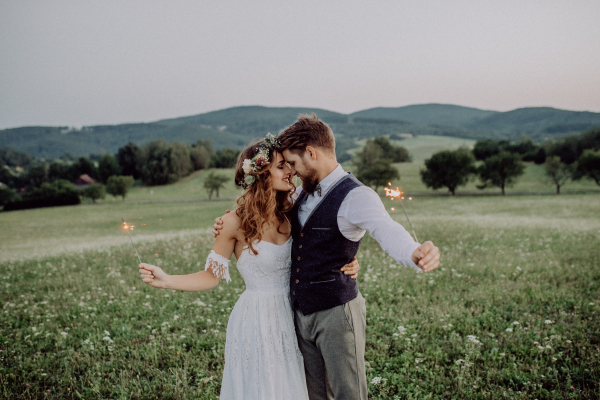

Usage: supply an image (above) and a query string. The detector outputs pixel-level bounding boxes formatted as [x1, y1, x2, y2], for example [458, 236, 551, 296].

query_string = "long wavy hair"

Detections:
[234, 140, 296, 255]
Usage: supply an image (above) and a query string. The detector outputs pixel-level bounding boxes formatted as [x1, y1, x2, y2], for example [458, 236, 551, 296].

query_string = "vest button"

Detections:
[299, 245, 302, 249]
[297, 256, 301, 261]
[296, 268, 300, 272]
[295, 279, 299, 284]
[300, 233, 304, 237]
[292, 291, 295, 295]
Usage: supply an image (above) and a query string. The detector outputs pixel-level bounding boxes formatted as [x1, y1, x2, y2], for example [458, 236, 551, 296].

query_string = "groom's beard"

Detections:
[298, 166, 320, 195]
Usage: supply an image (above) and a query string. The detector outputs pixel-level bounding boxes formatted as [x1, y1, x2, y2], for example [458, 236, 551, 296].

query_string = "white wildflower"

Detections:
[566, 340, 572, 343]
[513, 321, 520, 325]
[397, 326, 406, 333]
[466, 335, 481, 344]
[545, 345, 551, 349]
[180, 335, 186, 339]
[32, 327, 37, 332]
[544, 320, 553, 324]
[455, 359, 464, 365]
[103, 336, 114, 343]
[104, 330, 110, 336]
[506, 328, 513, 332]
[537, 345, 544, 350]
[60, 332, 68, 338]
[173, 315, 179, 320]
[371, 377, 387, 385]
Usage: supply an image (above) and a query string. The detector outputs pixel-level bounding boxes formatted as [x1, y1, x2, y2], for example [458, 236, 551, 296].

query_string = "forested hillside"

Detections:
[1, 104, 599, 159]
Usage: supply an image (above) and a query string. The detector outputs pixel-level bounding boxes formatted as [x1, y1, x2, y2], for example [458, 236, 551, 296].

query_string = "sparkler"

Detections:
[122, 218, 141, 264]
[385, 184, 419, 243]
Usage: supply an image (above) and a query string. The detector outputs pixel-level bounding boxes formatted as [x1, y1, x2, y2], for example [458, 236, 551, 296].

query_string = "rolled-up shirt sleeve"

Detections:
[338, 186, 422, 271]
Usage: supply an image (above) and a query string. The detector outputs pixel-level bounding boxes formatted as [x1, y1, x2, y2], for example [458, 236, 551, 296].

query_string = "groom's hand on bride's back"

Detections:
[212, 210, 231, 237]
[411, 241, 440, 273]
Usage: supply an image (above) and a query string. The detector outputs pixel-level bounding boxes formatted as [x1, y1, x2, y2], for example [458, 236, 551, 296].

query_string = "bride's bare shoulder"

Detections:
[221, 210, 242, 233]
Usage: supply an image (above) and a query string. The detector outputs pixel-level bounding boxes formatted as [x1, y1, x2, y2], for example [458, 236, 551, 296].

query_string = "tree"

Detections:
[137, 140, 193, 185]
[573, 149, 600, 186]
[477, 152, 525, 195]
[27, 165, 48, 187]
[420, 148, 476, 195]
[98, 154, 122, 183]
[473, 139, 501, 161]
[204, 172, 231, 200]
[0, 183, 18, 206]
[372, 137, 411, 162]
[117, 142, 141, 179]
[190, 146, 211, 170]
[81, 183, 106, 203]
[356, 160, 399, 192]
[353, 140, 400, 191]
[212, 148, 240, 168]
[106, 175, 134, 201]
[48, 162, 71, 182]
[543, 156, 573, 194]
[69, 157, 98, 181]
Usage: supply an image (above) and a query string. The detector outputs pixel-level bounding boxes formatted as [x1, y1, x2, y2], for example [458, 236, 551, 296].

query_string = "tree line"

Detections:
[420, 128, 600, 195]
[0, 139, 240, 210]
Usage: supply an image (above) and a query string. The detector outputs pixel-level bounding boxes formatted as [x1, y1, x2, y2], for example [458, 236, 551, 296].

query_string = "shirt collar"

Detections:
[309, 164, 346, 198]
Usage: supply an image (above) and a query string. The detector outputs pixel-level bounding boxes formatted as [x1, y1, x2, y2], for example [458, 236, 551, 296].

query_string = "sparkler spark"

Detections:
[122, 218, 141, 264]
[385, 186, 419, 243]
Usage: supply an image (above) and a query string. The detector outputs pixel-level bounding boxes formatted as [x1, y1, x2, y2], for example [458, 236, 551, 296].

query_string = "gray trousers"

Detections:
[293, 293, 368, 400]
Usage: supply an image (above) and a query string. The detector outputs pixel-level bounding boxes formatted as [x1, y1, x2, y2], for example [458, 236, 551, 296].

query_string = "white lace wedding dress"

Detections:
[205, 236, 309, 400]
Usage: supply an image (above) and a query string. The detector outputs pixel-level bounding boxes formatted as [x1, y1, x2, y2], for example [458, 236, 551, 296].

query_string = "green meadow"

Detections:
[1, 194, 599, 399]
[1, 135, 599, 399]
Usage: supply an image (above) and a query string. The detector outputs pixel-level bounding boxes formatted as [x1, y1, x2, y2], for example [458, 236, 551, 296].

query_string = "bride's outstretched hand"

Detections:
[139, 263, 170, 289]
[341, 257, 360, 280]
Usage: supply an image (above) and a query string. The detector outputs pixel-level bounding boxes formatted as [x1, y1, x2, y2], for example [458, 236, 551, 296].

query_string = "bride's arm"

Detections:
[140, 213, 239, 292]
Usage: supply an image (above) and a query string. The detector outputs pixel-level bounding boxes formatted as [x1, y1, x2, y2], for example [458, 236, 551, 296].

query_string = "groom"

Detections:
[215, 114, 440, 400]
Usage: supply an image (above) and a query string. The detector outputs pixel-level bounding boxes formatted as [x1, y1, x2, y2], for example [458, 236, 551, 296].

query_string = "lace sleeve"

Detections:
[204, 250, 231, 283]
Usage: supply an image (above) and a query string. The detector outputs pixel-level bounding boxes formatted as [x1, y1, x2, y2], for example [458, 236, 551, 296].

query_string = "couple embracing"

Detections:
[139, 114, 440, 400]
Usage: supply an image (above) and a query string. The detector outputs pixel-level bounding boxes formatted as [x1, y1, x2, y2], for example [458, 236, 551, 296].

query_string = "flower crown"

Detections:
[240, 133, 281, 190]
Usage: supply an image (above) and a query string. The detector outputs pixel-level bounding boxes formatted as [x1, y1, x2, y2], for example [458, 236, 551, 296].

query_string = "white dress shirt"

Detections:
[294, 164, 421, 271]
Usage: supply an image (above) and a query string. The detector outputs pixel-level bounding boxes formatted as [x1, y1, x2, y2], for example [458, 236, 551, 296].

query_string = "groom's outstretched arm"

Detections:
[339, 186, 440, 273]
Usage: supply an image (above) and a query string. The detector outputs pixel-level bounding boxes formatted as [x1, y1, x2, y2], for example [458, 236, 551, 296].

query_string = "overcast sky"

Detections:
[1, 0, 599, 129]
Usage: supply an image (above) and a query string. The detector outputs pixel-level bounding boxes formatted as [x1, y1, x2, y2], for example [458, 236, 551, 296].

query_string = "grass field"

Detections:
[1, 193, 599, 399]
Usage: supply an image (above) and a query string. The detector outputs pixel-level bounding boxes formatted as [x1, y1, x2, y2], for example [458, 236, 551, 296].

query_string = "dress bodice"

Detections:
[236, 237, 292, 293]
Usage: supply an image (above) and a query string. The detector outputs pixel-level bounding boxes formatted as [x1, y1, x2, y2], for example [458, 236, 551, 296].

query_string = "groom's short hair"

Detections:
[278, 113, 335, 155]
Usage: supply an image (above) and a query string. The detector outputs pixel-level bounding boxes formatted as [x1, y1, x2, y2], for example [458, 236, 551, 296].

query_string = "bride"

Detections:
[138, 134, 360, 399]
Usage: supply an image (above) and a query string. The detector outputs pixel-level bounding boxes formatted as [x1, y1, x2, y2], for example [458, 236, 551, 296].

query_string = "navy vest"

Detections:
[289, 173, 364, 315]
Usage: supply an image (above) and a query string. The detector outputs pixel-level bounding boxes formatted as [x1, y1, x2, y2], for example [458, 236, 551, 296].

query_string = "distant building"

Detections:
[74, 174, 96, 189]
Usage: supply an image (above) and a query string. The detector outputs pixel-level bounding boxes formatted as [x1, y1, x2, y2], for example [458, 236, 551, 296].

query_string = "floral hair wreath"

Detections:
[239, 133, 281, 190]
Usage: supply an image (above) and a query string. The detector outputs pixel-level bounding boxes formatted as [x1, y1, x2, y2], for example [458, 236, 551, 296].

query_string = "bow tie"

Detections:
[315, 183, 322, 197]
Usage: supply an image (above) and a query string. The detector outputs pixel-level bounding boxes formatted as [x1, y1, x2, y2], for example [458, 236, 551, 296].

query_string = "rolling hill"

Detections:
[1, 104, 599, 159]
